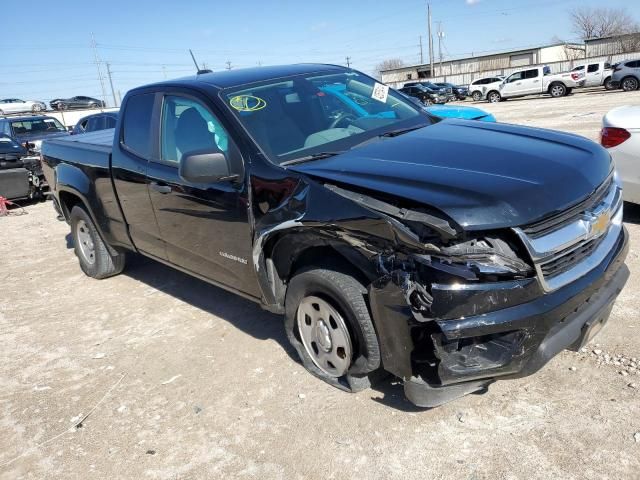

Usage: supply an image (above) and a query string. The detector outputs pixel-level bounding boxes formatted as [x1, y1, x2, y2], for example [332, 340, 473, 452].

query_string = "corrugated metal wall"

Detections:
[382, 50, 640, 88]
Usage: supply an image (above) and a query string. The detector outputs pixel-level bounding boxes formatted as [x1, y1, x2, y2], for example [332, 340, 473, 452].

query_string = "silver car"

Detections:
[0, 98, 47, 114]
[611, 59, 640, 92]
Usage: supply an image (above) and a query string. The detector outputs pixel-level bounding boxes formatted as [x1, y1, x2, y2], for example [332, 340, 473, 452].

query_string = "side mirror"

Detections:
[179, 149, 237, 184]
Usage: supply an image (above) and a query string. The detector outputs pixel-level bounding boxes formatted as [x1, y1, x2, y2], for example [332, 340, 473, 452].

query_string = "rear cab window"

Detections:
[121, 93, 155, 157]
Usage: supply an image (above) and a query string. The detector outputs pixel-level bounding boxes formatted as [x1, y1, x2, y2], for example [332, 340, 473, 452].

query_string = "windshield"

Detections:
[10, 117, 66, 135]
[222, 70, 429, 164]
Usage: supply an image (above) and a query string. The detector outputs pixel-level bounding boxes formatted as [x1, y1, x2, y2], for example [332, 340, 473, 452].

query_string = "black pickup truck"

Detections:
[42, 64, 629, 407]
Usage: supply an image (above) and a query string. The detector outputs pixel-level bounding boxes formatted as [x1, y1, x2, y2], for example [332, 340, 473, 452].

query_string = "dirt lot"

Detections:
[2, 88, 640, 480]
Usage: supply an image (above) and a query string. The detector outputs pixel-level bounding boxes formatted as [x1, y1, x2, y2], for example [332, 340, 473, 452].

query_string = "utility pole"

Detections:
[419, 35, 424, 64]
[105, 62, 118, 107]
[427, 3, 434, 78]
[90, 33, 108, 107]
[225, 61, 232, 70]
[437, 21, 444, 73]
[345, 56, 351, 68]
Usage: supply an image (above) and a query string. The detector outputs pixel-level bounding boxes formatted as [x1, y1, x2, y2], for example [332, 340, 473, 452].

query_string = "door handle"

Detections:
[150, 182, 172, 194]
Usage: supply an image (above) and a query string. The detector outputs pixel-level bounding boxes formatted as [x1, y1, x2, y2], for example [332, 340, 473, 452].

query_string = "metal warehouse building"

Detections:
[585, 33, 640, 57]
[381, 42, 584, 88]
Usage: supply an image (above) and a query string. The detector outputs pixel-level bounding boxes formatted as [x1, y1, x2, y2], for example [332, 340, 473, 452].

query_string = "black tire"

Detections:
[90, 103, 99, 109]
[59, 103, 67, 111]
[69, 205, 125, 279]
[549, 82, 566, 98]
[487, 90, 501, 103]
[285, 267, 381, 393]
[471, 91, 482, 102]
[423, 97, 433, 106]
[604, 77, 614, 90]
[621, 76, 639, 92]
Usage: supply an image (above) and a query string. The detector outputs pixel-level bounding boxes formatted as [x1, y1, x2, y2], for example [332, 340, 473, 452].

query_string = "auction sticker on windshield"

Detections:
[371, 82, 389, 103]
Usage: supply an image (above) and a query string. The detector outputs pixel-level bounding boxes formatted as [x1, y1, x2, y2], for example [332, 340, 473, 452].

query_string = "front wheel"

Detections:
[621, 77, 639, 91]
[70, 205, 125, 279]
[31, 104, 42, 112]
[487, 91, 501, 103]
[471, 91, 482, 102]
[549, 83, 566, 98]
[285, 267, 381, 393]
[422, 97, 433, 106]
[604, 77, 614, 90]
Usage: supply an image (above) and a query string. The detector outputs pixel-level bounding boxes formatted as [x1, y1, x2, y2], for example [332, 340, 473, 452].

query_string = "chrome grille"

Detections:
[514, 176, 623, 292]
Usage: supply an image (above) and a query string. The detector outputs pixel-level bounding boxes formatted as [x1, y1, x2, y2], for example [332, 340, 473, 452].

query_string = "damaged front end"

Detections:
[336, 184, 629, 407]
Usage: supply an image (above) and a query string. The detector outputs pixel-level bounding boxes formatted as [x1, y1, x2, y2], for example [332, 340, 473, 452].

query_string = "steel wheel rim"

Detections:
[489, 93, 499, 102]
[76, 219, 96, 265]
[473, 92, 481, 101]
[623, 79, 637, 91]
[551, 86, 563, 97]
[297, 296, 352, 377]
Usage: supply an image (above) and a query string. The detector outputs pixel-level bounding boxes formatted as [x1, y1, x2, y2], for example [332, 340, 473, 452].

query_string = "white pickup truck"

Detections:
[571, 62, 614, 89]
[486, 66, 585, 102]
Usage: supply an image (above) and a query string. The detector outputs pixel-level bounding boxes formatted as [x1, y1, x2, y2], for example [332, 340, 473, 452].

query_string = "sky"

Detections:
[1, 0, 636, 107]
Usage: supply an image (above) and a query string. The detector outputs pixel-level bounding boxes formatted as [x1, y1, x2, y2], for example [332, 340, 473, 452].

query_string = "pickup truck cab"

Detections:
[571, 62, 614, 89]
[488, 66, 584, 102]
[42, 64, 629, 407]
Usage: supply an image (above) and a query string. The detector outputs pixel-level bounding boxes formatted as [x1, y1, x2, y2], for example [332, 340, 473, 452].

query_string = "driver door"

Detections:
[146, 92, 259, 297]
[502, 72, 524, 96]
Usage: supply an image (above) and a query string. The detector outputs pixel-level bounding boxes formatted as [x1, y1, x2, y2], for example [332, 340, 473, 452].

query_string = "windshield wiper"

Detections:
[378, 125, 426, 137]
[280, 151, 345, 166]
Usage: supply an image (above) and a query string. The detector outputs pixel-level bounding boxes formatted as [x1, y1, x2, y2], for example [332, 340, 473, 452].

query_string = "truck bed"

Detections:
[41, 128, 133, 251]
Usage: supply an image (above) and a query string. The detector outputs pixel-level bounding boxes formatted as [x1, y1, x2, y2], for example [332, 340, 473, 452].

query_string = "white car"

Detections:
[601, 105, 640, 204]
[0, 98, 47, 114]
[468, 76, 505, 102]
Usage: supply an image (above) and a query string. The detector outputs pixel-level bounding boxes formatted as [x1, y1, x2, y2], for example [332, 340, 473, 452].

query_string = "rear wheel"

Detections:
[285, 267, 381, 393]
[621, 76, 639, 91]
[471, 91, 482, 101]
[487, 91, 501, 103]
[70, 205, 125, 279]
[549, 83, 566, 98]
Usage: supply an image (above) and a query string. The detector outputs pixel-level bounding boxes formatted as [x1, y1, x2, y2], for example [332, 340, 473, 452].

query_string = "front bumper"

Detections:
[369, 226, 629, 407]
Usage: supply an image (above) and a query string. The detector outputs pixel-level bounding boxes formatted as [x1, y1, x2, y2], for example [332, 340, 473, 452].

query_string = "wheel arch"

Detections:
[259, 230, 378, 312]
[57, 187, 119, 256]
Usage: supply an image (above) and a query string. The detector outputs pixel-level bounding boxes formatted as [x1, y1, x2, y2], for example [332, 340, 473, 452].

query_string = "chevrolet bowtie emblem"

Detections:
[590, 210, 611, 238]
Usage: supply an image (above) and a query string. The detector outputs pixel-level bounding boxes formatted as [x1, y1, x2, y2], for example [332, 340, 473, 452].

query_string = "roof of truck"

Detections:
[183, 64, 346, 89]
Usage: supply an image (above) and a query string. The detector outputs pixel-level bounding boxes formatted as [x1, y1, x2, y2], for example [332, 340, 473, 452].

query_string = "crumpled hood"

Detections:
[290, 119, 612, 231]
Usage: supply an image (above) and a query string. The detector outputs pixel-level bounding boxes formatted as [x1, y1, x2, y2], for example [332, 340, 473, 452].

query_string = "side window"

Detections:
[87, 116, 105, 132]
[571, 66, 584, 72]
[587, 64, 599, 73]
[524, 69, 539, 79]
[121, 93, 155, 157]
[160, 95, 229, 164]
[507, 72, 523, 83]
[105, 116, 117, 129]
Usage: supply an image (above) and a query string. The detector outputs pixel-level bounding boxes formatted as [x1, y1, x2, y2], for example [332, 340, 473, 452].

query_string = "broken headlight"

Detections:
[415, 236, 533, 281]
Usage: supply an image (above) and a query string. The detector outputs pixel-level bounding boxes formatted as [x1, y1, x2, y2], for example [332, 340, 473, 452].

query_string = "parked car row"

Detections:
[0, 96, 107, 115]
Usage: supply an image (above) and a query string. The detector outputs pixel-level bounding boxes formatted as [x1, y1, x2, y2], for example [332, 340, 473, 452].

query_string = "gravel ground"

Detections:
[2, 88, 640, 479]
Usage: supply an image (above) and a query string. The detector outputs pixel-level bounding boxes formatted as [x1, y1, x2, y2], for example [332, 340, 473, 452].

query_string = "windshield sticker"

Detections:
[371, 82, 389, 103]
[229, 95, 267, 112]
